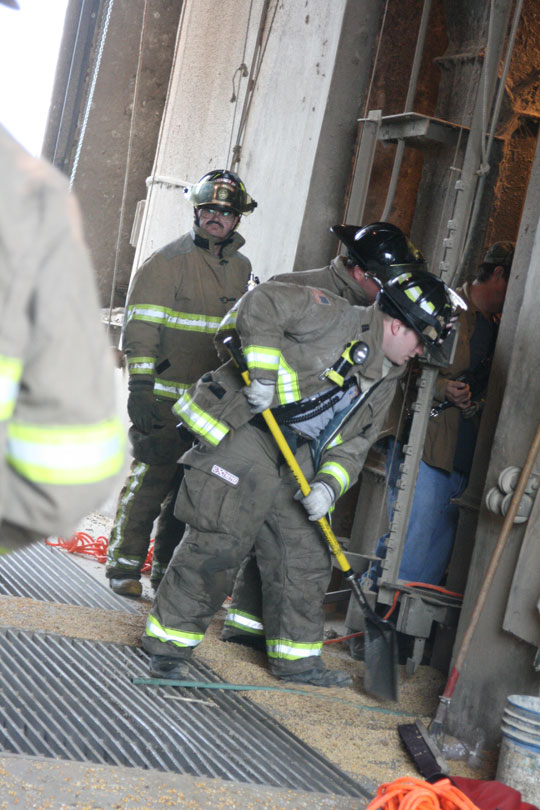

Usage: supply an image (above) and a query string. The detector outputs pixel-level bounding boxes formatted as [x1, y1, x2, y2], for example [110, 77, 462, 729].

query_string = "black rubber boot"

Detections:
[149, 654, 190, 679]
[278, 667, 353, 688]
[109, 577, 142, 597]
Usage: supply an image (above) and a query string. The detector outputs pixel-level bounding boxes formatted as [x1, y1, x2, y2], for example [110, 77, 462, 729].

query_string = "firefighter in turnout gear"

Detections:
[142, 269, 463, 687]
[0, 119, 124, 551]
[221, 222, 427, 648]
[106, 170, 257, 596]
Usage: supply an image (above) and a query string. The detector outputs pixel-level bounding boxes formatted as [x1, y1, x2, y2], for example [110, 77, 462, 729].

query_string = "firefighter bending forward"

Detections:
[142, 271, 463, 687]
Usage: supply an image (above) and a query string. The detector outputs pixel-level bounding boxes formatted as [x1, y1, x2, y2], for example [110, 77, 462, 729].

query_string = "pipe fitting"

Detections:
[485, 467, 539, 522]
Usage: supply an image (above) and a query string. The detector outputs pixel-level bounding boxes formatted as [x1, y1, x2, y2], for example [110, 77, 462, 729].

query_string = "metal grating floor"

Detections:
[0, 542, 139, 613]
[0, 627, 369, 799]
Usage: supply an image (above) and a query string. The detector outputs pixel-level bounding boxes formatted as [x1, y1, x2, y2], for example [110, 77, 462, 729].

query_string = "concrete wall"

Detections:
[45, 0, 183, 307]
[133, 0, 377, 283]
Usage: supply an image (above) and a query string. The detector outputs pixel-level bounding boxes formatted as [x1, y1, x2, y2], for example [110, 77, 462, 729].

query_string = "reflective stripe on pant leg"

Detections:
[107, 458, 182, 577]
[222, 551, 264, 639]
[143, 427, 282, 659]
[257, 446, 330, 674]
[106, 460, 149, 574]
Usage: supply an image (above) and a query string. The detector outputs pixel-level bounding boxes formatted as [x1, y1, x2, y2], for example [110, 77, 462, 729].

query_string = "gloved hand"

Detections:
[243, 378, 275, 413]
[294, 481, 335, 521]
[127, 381, 158, 434]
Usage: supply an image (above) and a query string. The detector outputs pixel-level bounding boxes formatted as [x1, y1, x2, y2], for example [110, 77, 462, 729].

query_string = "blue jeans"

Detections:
[372, 438, 468, 586]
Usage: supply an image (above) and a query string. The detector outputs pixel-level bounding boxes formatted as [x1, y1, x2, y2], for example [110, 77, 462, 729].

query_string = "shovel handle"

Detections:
[223, 337, 352, 574]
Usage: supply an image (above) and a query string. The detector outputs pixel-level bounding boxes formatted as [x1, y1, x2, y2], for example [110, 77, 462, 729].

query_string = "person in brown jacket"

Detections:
[106, 170, 257, 596]
[0, 122, 124, 551]
[366, 242, 513, 592]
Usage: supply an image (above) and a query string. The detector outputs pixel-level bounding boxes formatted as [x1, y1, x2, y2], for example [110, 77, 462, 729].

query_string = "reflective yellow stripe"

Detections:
[266, 638, 322, 661]
[244, 345, 281, 372]
[127, 356, 155, 375]
[127, 304, 222, 333]
[145, 613, 203, 648]
[7, 417, 124, 485]
[217, 308, 238, 332]
[153, 378, 190, 399]
[0, 355, 23, 421]
[326, 433, 343, 449]
[318, 461, 350, 496]
[276, 356, 300, 404]
[173, 394, 229, 445]
[224, 609, 265, 635]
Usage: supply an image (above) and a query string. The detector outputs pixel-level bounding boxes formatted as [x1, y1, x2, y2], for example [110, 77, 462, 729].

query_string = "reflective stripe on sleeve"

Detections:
[276, 356, 300, 404]
[153, 379, 191, 399]
[145, 613, 203, 648]
[0, 355, 23, 421]
[127, 304, 222, 333]
[7, 417, 124, 485]
[266, 638, 322, 661]
[318, 461, 350, 497]
[173, 393, 229, 446]
[244, 345, 281, 373]
[127, 356, 156, 375]
[326, 433, 343, 449]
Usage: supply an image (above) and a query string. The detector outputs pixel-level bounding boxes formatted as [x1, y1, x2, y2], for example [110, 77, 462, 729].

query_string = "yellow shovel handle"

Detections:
[238, 367, 352, 575]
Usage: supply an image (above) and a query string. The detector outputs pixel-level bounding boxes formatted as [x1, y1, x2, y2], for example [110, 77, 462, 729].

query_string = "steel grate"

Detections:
[0, 628, 369, 798]
[0, 542, 139, 613]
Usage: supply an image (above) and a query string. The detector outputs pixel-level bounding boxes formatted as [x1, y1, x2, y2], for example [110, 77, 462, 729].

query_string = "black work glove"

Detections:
[127, 380, 159, 434]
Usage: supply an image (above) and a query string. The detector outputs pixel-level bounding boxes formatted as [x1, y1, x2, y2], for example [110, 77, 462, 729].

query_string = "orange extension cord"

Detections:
[323, 582, 463, 645]
[46, 532, 154, 573]
[366, 777, 481, 810]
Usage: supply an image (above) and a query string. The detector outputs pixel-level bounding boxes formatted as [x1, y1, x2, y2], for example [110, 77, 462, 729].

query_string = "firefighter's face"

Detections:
[198, 206, 239, 239]
[383, 319, 424, 366]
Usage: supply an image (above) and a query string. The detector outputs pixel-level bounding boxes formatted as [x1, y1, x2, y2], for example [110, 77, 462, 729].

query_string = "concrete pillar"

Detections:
[132, 0, 381, 283]
[45, 0, 183, 306]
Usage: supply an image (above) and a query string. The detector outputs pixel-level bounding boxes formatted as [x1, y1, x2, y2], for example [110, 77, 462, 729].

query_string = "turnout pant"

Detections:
[142, 423, 332, 676]
[106, 405, 191, 583]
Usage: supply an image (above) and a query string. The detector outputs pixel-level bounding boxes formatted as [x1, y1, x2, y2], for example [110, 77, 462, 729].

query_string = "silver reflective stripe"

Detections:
[224, 609, 264, 633]
[145, 614, 203, 648]
[266, 639, 322, 660]
[107, 461, 149, 565]
[154, 379, 190, 399]
[127, 304, 222, 333]
[318, 461, 350, 496]
[7, 418, 124, 485]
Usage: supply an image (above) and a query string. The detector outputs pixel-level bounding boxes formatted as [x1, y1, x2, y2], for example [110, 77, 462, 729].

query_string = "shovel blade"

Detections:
[362, 614, 399, 701]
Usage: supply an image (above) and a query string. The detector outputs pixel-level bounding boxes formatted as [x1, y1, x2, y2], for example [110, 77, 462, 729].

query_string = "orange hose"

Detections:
[383, 582, 463, 620]
[46, 532, 155, 572]
[366, 777, 481, 810]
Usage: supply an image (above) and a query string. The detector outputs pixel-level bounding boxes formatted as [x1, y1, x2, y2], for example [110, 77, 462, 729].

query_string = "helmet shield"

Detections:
[332, 222, 426, 282]
[378, 270, 466, 346]
[185, 170, 257, 215]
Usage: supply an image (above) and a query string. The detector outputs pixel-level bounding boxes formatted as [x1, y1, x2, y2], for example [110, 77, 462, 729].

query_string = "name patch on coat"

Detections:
[310, 288, 331, 305]
[211, 464, 239, 486]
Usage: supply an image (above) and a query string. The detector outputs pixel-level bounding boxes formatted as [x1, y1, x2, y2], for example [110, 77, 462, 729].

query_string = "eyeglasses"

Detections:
[201, 206, 235, 218]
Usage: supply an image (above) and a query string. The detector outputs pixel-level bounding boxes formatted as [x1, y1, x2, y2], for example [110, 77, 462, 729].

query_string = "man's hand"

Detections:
[294, 482, 335, 521]
[243, 378, 275, 413]
[127, 381, 158, 433]
[445, 379, 471, 410]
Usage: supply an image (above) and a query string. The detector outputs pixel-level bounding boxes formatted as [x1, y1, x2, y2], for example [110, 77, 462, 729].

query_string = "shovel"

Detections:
[224, 336, 398, 701]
